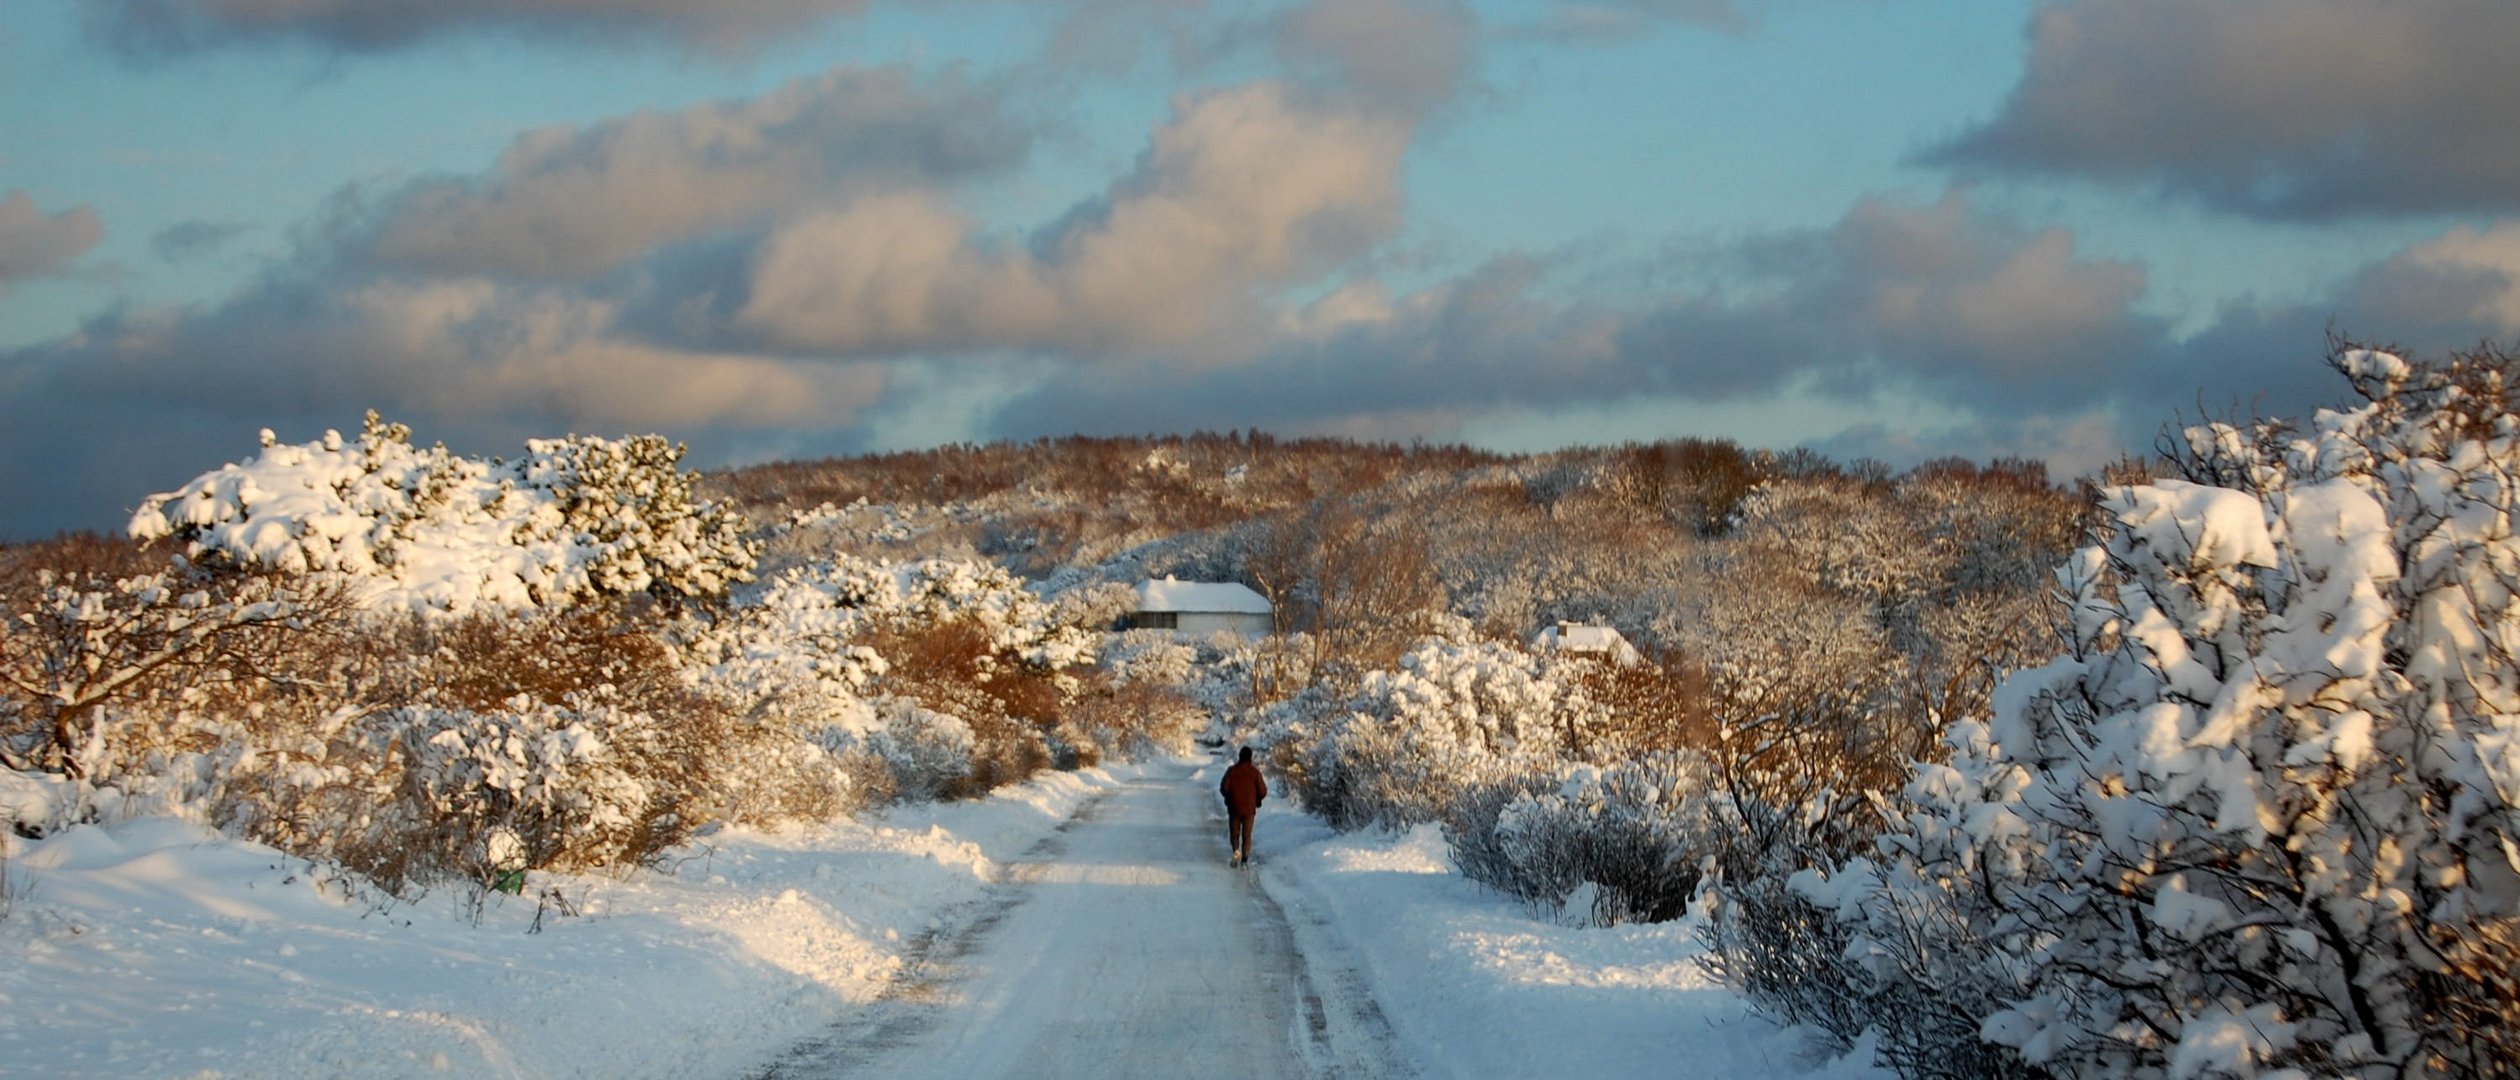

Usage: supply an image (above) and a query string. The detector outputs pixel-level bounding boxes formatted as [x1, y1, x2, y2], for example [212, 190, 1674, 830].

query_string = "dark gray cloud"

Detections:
[0, 190, 103, 282]
[1933, 0, 2520, 220]
[150, 219, 252, 262]
[1042, 0, 1214, 77]
[95, 0, 883, 57]
[353, 66, 1032, 280]
[0, 268, 889, 539]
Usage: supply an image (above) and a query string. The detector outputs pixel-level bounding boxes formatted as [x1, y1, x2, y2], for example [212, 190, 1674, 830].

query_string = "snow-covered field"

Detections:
[0, 759, 1875, 1079]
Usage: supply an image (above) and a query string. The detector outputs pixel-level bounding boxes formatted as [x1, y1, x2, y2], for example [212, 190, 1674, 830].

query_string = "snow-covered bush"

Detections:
[401, 603, 870, 832]
[1799, 348, 2520, 1078]
[1044, 633, 1206, 764]
[1446, 754, 1720, 926]
[163, 599, 855, 892]
[128, 413, 755, 615]
[1058, 676, 1204, 766]
[1280, 637, 1605, 831]
[679, 552, 1120, 799]
[393, 699, 670, 875]
[864, 701, 974, 803]
[0, 568, 349, 782]
[1050, 580, 1143, 636]
[875, 558, 1100, 672]
[674, 562, 892, 744]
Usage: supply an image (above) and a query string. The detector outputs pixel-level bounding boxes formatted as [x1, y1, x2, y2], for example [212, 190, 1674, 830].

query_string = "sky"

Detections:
[4, 0, 2519, 539]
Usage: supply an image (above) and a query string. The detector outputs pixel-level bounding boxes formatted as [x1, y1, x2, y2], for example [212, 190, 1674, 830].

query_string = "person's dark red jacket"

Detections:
[1220, 759, 1267, 817]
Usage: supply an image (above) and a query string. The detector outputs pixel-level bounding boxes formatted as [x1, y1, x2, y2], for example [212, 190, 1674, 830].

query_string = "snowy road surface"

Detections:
[755, 765, 1409, 1079]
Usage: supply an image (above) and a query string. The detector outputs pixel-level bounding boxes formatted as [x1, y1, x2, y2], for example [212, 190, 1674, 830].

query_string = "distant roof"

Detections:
[1138, 577, 1272, 614]
[1533, 622, 1641, 665]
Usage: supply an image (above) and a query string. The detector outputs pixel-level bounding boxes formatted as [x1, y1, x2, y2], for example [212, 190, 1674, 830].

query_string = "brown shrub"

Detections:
[399, 600, 689, 715]
[1057, 673, 1204, 764]
[858, 614, 1070, 798]
[942, 712, 1052, 800]
[1576, 658, 1718, 759]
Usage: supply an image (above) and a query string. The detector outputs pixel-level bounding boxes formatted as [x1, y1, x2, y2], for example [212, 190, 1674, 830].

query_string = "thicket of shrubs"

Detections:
[0, 421, 1208, 906]
[1241, 344, 2520, 1078]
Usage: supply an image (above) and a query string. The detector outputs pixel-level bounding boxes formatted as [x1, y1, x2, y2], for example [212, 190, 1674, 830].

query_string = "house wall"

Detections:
[1176, 612, 1272, 637]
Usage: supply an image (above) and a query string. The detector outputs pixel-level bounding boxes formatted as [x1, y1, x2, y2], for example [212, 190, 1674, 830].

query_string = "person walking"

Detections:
[1219, 746, 1267, 867]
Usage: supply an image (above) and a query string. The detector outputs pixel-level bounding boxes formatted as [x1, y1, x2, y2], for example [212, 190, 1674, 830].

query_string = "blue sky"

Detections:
[4, 0, 2516, 538]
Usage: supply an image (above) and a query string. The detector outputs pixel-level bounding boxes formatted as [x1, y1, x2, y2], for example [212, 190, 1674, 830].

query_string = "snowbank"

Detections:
[1256, 811, 1886, 1080]
[0, 766, 1121, 1078]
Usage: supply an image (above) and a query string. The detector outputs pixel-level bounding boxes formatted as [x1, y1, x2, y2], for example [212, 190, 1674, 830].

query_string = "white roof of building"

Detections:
[1533, 622, 1642, 665]
[1138, 577, 1273, 614]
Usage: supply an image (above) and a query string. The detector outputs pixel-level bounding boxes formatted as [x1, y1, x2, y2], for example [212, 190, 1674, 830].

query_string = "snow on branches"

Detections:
[0, 569, 344, 781]
[1803, 347, 2520, 1078]
[128, 413, 754, 614]
[1277, 634, 1611, 832]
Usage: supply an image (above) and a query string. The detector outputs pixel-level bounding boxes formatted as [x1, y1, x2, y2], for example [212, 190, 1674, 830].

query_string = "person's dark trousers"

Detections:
[1228, 812, 1255, 863]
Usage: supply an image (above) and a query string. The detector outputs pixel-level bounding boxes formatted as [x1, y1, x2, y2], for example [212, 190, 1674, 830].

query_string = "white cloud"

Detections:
[360, 66, 1030, 279]
[735, 82, 1413, 361]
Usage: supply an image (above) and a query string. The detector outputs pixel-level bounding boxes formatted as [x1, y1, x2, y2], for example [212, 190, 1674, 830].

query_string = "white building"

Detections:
[1127, 577, 1273, 636]
[1531, 621, 1643, 667]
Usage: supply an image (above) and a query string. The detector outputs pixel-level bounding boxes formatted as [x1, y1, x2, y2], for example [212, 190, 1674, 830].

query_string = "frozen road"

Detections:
[754, 764, 1411, 1079]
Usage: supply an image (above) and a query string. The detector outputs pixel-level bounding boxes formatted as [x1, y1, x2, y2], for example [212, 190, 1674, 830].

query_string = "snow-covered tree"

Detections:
[129, 413, 755, 614]
[1802, 348, 2520, 1077]
[0, 569, 344, 780]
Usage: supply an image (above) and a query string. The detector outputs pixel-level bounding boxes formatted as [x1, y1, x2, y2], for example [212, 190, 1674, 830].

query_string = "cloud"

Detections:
[355, 66, 1032, 280]
[2338, 222, 2520, 338]
[1269, 0, 1479, 115]
[95, 0, 884, 57]
[16, 272, 872, 428]
[0, 267, 891, 538]
[1042, 0, 1216, 77]
[0, 190, 104, 282]
[1933, 0, 2520, 219]
[983, 190, 2157, 440]
[984, 191, 2520, 478]
[1798, 191, 2158, 406]
[733, 81, 1413, 360]
[986, 257, 1625, 437]
[0, 71, 1424, 537]
[1512, 1, 1748, 41]
[151, 219, 253, 262]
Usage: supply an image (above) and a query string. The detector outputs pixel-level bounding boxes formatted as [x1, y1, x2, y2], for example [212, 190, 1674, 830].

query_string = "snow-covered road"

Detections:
[756, 765, 1409, 1079]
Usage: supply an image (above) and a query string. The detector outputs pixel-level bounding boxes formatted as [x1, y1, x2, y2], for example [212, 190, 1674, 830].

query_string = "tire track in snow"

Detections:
[746, 768, 1410, 1079]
